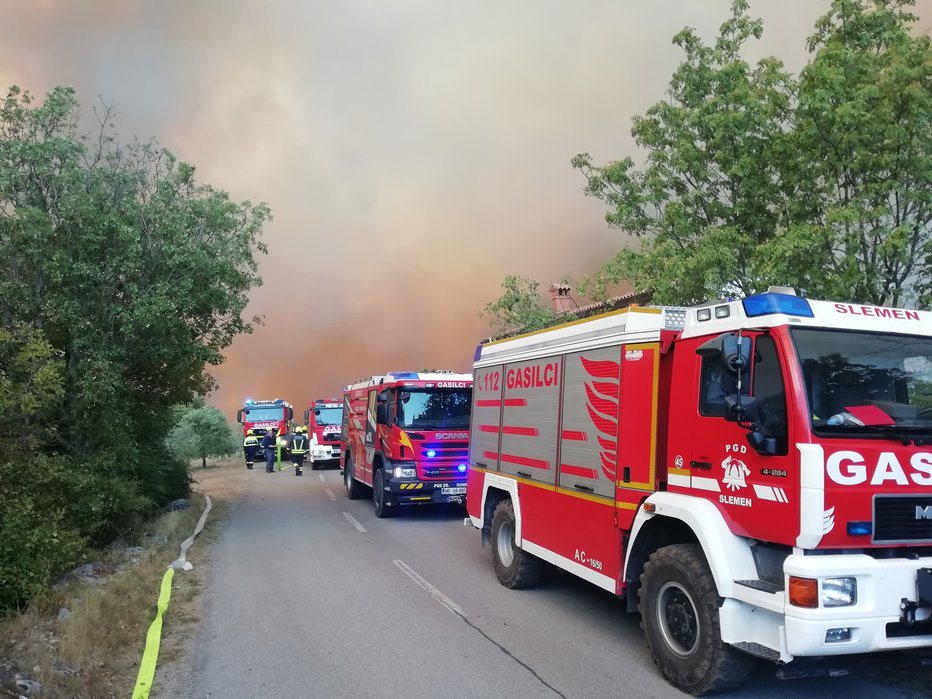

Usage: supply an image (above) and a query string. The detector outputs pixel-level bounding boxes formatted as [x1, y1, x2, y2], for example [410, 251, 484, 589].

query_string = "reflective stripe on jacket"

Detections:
[291, 435, 308, 454]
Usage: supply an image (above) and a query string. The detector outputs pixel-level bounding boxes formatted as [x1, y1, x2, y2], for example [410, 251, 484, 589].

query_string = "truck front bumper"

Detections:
[782, 552, 932, 658]
[388, 480, 467, 505]
[310, 444, 341, 461]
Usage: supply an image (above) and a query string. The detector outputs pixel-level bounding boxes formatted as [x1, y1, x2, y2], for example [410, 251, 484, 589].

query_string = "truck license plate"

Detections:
[441, 486, 466, 496]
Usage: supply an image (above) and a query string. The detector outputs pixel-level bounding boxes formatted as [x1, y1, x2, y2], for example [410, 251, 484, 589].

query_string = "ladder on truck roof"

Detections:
[475, 306, 685, 368]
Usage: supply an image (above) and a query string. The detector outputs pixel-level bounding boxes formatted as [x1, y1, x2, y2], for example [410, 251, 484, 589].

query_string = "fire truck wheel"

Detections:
[491, 500, 543, 589]
[372, 468, 395, 518]
[345, 456, 365, 500]
[639, 544, 753, 695]
[311, 460, 319, 471]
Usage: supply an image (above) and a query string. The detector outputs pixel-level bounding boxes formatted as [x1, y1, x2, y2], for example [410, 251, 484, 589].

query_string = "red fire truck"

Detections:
[236, 398, 294, 457]
[304, 399, 343, 470]
[466, 288, 932, 694]
[343, 371, 473, 517]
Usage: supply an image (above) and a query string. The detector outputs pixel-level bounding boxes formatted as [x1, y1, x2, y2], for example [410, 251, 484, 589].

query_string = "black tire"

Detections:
[311, 460, 319, 471]
[639, 544, 753, 695]
[344, 455, 364, 500]
[372, 468, 395, 518]
[490, 500, 543, 589]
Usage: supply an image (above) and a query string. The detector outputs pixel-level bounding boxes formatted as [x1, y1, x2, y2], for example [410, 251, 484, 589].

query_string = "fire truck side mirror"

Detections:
[286, 407, 294, 421]
[724, 395, 758, 423]
[236, 409, 244, 424]
[376, 402, 390, 425]
[721, 334, 751, 375]
[304, 409, 310, 423]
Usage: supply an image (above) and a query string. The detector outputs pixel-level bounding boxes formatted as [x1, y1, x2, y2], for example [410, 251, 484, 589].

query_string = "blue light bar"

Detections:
[426, 449, 437, 458]
[742, 293, 813, 318]
[245, 399, 254, 405]
[457, 463, 467, 473]
[390, 372, 420, 379]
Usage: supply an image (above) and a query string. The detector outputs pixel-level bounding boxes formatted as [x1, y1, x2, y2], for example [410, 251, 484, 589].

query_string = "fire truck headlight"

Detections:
[393, 467, 417, 479]
[822, 577, 857, 607]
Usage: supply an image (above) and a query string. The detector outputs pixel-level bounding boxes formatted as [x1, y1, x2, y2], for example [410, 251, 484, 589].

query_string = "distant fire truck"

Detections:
[343, 371, 473, 517]
[237, 398, 294, 457]
[466, 288, 932, 694]
[304, 399, 343, 470]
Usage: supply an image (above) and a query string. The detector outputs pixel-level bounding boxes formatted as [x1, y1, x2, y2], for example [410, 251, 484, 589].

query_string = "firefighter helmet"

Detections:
[296, 425, 307, 433]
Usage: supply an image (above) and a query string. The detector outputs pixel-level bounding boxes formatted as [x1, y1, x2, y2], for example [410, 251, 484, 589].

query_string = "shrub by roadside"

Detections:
[0, 491, 214, 698]
[0, 453, 190, 613]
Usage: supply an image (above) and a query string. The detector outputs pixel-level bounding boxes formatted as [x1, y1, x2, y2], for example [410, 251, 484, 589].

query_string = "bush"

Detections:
[0, 450, 190, 613]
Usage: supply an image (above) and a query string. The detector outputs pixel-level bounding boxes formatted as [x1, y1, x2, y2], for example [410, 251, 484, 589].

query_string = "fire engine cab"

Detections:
[304, 399, 343, 470]
[236, 398, 294, 452]
[342, 371, 473, 517]
[466, 288, 932, 694]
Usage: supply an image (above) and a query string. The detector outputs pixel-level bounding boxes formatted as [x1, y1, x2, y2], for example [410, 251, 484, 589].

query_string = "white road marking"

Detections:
[342, 511, 367, 533]
[318, 473, 326, 482]
[325, 488, 336, 501]
[393, 560, 464, 617]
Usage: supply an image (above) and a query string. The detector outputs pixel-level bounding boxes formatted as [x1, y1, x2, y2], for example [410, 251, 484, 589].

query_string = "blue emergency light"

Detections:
[457, 464, 467, 473]
[742, 293, 813, 318]
[426, 449, 437, 458]
[390, 372, 420, 379]
[245, 398, 254, 405]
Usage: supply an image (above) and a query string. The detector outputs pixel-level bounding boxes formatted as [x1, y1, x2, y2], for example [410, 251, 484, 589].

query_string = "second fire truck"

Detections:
[342, 371, 473, 517]
[467, 288, 932, 694]
[304, 398, 343, 470]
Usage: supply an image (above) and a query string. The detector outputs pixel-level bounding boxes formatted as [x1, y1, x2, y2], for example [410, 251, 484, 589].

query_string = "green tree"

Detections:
[782, 0, 932, 306]
[0, 85, 269, 488]
[574, 0, 931, 307]
[479, 275, 574, 336]
[0, 85, 269, 610]
[166, 405, 238, 469]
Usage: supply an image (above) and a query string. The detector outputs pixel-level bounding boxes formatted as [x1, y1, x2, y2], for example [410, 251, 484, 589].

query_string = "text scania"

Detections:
[826, 451, 932, 486]
[506, 362, 560, 390]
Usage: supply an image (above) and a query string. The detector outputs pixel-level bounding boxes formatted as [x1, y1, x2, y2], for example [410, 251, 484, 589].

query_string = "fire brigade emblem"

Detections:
[721, 455, 750, 491]
[580, 356, 621, 481]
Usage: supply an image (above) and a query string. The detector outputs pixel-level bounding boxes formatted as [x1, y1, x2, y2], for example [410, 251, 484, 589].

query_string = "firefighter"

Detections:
[243, 428, 260, 470]
[290, 425, 309, 476]
[261, 428, 277, 473]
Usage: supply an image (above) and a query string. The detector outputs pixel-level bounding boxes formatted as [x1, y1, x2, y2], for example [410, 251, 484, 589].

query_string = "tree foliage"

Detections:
[166, 405, 239, 468]
[574, 0, 931, 307]
[0, 85, 269, 611]
[479, 275, 574, 336]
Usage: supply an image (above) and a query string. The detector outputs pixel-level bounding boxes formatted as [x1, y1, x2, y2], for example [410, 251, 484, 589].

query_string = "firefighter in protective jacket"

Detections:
[290, 425, 309, 476]
[243, 429, 260, 470]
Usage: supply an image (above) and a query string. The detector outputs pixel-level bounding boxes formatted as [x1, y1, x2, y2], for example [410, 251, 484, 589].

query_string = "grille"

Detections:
[419, 442, 469, 460]
[421, 464, 467, 480]
[874, 495, 932, 543]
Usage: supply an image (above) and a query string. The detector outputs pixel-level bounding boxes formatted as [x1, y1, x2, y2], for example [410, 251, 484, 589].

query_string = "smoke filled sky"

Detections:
[2, 1, 929, 420]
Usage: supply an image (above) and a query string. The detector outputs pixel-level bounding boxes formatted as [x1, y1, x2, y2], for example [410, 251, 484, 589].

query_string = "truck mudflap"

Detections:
[390, 480, 467, 504]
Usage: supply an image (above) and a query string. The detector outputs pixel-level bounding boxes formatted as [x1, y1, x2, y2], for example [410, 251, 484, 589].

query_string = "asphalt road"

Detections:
[170, 466, 923, 699]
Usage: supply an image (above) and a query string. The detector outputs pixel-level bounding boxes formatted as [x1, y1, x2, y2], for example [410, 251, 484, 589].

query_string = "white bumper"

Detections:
[310, 444, 341, 461]
[783, 552, 932, 657]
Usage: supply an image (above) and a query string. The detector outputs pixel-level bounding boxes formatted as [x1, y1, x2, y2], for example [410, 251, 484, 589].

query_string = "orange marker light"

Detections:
[789, 576, 819, 608]
[642, 502, 656, 513]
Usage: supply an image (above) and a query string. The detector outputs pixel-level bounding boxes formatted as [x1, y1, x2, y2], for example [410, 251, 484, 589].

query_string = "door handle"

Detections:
[574, 484, 594, 493]
[690, 460, 712, 471]
[516, 470, 532, 478]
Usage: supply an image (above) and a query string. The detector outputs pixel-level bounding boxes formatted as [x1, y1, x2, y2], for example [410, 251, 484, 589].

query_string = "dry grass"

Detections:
[0, 457, 247, 699]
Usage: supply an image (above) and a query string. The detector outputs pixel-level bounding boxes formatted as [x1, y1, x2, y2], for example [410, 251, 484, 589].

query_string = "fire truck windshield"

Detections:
[397, 389, 471, 430]
[792, 328, 932, 434]
[243, 406, 285, 422]
[314, 407, 342, 426]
